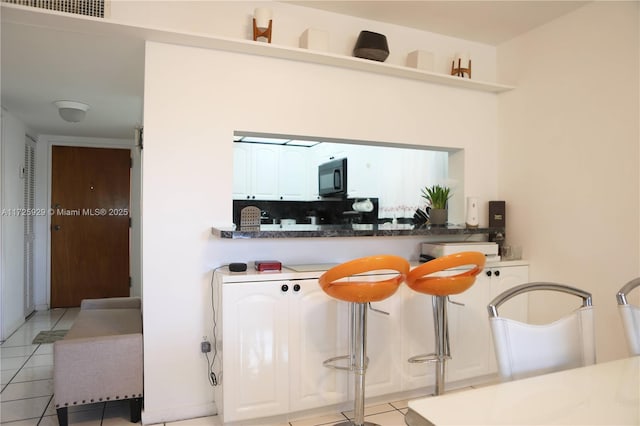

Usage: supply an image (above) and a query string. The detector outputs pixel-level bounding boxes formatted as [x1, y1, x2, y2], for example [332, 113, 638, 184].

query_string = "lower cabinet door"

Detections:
[400, 286, 436, 391]
[288, 279, 349, 411]
[222, 281, 290, 421]
[445, 273, 492, 382]
[358, 275, 403, 398]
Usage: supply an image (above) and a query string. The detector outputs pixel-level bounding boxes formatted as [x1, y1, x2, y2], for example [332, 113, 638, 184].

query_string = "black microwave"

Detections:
[318, 158, 347, 197]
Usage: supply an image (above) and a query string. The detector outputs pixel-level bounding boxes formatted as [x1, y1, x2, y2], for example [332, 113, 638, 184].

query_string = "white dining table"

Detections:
[405, 356, 639, 425]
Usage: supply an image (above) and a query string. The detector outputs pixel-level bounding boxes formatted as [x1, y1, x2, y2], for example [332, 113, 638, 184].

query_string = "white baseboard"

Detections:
[142, 401, 217, 425]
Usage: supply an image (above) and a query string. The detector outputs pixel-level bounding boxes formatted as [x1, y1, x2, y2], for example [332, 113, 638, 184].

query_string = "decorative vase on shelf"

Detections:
[429, 208, 447, 226]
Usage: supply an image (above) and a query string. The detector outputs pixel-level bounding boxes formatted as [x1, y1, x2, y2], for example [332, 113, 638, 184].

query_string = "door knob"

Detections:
[53, 225, 61, 231]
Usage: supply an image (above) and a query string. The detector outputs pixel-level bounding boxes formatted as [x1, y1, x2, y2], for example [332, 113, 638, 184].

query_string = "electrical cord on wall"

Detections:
[207, 264, 227, 387]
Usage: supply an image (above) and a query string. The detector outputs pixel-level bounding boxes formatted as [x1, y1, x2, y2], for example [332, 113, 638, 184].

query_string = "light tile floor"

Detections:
[1, 309, 450, 426]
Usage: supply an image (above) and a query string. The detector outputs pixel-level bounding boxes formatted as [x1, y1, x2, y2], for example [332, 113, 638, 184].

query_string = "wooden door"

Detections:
[51, 146, 130, 308]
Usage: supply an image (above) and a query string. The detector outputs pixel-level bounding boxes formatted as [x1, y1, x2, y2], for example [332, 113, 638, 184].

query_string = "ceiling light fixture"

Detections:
[54, 100, 90, 123]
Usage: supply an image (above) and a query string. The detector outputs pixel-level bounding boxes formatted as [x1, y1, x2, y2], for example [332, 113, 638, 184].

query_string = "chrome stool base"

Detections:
[407, 353, 451, 364]
[333, 421, 380, 426]
[323, 303, 371, 426]
[408, 295, 451, 395]
[323, 354, 369, 371]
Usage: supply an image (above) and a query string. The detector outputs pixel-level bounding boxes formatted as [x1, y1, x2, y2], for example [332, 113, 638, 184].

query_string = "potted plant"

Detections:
[421, 184, 452, 226]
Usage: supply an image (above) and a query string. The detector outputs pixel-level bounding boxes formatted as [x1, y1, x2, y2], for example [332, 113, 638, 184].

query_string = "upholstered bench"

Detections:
[53, 297, 143, 426]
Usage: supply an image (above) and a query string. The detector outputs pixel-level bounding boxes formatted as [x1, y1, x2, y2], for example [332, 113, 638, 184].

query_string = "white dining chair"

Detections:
[487, 282, 595, 381]
[617, 278, 640, 356]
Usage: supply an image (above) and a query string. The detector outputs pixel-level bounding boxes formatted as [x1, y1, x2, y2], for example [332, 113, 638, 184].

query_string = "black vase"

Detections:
[353, 31, 389, 62]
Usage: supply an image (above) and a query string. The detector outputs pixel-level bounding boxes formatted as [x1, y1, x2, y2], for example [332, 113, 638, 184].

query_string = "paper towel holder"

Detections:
[465, 196, 479, 228]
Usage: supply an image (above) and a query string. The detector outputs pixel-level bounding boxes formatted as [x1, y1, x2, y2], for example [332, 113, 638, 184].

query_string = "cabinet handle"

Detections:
[494, 270, 500, 277]
[281, 284, 289, 292]
[293, 284, 301, 292]
[486, 270, 492, 277]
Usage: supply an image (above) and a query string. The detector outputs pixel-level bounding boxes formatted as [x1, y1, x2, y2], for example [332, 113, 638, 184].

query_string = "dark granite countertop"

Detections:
[211, 224, 505, 239]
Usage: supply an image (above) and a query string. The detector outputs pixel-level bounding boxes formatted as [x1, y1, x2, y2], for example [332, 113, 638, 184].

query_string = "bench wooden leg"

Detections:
[130, 397, 143, 423]
[56, 407, 68, 426]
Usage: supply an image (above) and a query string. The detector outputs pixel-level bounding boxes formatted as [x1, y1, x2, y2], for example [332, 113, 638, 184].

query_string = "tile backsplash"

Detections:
[233, 198, 379, 226]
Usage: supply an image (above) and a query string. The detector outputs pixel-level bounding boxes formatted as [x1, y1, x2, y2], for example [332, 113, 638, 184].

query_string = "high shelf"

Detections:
[2, 3, 515, 94]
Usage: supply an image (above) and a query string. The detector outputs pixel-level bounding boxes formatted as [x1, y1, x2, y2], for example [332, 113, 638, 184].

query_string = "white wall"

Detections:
[497, 1, 640, 362]
[1, 108, 26, 340]
[142, 39, 499, 422]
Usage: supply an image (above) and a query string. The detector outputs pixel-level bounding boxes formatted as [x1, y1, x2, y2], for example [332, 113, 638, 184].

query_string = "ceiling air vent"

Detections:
[2, 0, 105, 18]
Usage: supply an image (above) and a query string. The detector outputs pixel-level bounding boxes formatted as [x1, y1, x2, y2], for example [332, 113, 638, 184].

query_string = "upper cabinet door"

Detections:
[233, 143, 309, 200]
[251, 144, 280, 200]
[232, 143, 252, 200]
[278, 146, 308, 200]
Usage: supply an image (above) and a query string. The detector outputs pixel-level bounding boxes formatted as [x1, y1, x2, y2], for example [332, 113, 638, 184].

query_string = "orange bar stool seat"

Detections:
[319, 255, 409, 303]
[406, 251, 485, 395]
[319, 255, 409, 426]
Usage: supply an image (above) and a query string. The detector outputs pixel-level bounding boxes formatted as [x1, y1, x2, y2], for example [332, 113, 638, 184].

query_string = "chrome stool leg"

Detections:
[432, 295, 450, 396]
[353, 302, 367, 426]
[325, 302, 379, 426]
[407, 295, 452, 396]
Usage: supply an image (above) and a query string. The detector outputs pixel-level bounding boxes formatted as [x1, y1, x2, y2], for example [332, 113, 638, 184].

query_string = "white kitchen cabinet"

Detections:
[288, 279, 349, 411]
[220, 280, 290, 421]
[233, 143, 278, 200]
[232, 143, 252, 199]
[251, 144, 280, 200]
[278, 146, 309, 200]
[233, 143, 310, 200]
[345, 145, 379, 199]
[215, 262, 528, 423]
[218, 276, 348, 422]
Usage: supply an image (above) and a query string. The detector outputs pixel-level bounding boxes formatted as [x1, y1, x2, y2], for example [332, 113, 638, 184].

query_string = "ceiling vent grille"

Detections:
[2, 0, 105, 18]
